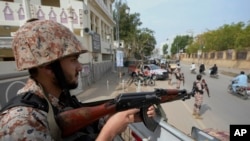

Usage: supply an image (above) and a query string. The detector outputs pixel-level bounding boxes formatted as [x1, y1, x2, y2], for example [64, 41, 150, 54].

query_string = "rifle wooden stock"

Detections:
[57, 100, 116, 137]
[57, 88, 190, 137]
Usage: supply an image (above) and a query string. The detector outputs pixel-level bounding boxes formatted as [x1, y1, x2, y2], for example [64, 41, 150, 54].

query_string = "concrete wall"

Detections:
[180, 50, 250, 70]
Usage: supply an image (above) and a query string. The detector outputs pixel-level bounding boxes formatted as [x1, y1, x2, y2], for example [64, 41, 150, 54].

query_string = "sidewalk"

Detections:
[76, 70, 136, 103]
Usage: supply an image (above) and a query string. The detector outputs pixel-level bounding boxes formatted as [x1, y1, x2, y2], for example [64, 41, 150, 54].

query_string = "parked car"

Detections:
[128, 63, 168, 80]
[145, 64, 168, 80]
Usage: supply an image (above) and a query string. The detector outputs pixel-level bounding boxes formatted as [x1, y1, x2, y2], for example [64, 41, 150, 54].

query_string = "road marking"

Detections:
[5, 81, 25, 102]
[181, 101, 206, 129]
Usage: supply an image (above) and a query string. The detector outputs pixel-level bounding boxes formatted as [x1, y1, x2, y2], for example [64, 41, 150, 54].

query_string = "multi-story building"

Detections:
[0, 0, 115, 65]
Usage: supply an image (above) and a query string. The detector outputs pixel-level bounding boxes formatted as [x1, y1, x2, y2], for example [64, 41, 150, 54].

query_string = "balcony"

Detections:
[0, 1, 86, 30]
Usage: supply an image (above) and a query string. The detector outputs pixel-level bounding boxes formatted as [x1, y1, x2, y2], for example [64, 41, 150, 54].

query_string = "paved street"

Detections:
[75, 62, 250, 137]
[76, 62, 248, 103]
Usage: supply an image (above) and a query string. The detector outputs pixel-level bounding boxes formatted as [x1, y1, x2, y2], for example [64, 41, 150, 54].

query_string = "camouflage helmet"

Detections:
[12, 20, 88, 71]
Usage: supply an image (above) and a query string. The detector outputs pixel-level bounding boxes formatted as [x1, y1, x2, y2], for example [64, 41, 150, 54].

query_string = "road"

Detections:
[0, 76, 27, 109]
[142, 64, 250, 135]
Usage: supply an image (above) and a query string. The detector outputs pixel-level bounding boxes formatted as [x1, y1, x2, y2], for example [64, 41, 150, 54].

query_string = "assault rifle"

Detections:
[56, 88, 193, 137]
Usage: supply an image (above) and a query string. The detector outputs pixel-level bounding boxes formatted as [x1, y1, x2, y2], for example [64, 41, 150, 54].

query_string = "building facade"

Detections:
[0, 0, 115, 64]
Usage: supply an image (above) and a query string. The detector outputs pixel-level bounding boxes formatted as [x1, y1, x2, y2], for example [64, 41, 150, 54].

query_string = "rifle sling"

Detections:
[0, 92, 48, 113]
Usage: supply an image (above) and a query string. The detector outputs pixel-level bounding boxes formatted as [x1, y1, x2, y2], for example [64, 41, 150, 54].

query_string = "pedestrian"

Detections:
[174, 68, 184, 89]
[192, 74, 210, 119]
[0, 19, 156, 141]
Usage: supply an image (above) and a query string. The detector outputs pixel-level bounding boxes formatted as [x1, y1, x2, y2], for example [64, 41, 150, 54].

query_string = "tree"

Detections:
[162, 44, 168, 55]
[171, 35, 193, 55]
[113, 2, 156, 61]
[133, 28, 156, 60]
[185, 21, 250, 53]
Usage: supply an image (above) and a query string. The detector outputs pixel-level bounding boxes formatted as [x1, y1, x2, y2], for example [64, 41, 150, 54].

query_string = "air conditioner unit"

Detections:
[83, 27, 94, 35]
[119, 40, 124, 48]
[114, 40, 124, 48]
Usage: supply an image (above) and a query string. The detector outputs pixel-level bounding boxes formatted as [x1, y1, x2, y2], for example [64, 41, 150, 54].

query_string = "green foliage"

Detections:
[186, 21, 250, 53]
[113, 2, 156, 61]
[114, 2, 250, 58]
[133, 28, 156, 59]
[171, 35, 193, 55]
[162, 44, 168, 54]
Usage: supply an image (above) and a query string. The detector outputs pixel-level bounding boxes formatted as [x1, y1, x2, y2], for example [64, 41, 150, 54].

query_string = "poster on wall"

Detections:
[116, 50, 124, 67]
[92, 33, 101, 53]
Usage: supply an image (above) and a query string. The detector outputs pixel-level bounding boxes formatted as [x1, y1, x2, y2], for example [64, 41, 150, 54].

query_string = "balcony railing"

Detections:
[0, 37, 12, 48]
[0, 1, 85, 28]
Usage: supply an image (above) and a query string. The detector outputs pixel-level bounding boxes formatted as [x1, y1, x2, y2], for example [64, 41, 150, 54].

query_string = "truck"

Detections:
[115, 104, 228, 141]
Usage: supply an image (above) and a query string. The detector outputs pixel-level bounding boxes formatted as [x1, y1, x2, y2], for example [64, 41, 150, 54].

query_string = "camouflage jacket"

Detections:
[0, 78, 63, 141]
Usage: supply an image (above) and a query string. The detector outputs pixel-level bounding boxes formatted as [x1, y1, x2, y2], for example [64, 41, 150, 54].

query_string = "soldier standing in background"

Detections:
[167, 64, 172, 85]
[174, 68, 184, 89]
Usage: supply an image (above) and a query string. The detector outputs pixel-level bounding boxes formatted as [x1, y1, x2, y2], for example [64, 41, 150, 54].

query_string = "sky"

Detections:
[126, 0, 250, 54]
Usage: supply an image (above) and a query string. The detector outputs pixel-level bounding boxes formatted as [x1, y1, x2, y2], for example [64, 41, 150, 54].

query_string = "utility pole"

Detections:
[115, 0, 130, 80]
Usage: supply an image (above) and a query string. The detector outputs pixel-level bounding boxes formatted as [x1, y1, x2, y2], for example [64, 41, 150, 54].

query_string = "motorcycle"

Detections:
[199, 70, 206, 75]
[133, 73, 156, 86]
[227, 80, 250, 100]
[199, 64, 206, 75]
[208, 69, 219, 78]
[190, 68, 197, 74]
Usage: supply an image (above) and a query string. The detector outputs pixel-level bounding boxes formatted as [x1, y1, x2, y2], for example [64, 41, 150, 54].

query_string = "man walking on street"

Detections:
[192, 74, 209, 119]
[174, 68, 184, 89]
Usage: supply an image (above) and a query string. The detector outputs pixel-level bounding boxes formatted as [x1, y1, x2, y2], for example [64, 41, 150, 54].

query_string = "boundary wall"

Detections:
[180, 49, 250, 70]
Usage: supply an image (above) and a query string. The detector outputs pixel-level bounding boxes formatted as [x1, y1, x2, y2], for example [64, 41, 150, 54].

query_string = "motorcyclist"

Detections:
[232, 71, 248, 93]
[190, 62, 196, 72]
[210, 64, 218, 75]
[199, 63, 205, 74]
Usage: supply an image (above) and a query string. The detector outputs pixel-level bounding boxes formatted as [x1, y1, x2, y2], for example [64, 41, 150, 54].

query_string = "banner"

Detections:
[116, 50, 124, 67]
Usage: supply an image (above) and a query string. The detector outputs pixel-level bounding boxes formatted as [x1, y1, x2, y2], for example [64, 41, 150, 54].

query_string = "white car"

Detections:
[143, 64, 168, 80]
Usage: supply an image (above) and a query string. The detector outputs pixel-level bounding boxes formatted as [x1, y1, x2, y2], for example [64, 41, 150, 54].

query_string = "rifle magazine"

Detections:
[140, 106, 158, 132]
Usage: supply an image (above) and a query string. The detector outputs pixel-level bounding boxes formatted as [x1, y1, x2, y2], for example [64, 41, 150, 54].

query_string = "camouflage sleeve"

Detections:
[0, 106, 54, 141]
[196, 82, 203, 94]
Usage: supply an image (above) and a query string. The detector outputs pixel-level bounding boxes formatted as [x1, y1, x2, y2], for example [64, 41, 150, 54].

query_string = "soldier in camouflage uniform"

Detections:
[192, 74, 209, 119]
[0, 19, 155, 141]
[174, 68, 184, 89]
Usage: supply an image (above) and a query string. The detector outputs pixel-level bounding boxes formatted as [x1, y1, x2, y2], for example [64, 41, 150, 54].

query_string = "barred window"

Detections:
[204, 53, 208, 59]
[210, 52, 215, 59]
[236, 51, 247, 60]
[226, 50, 232, 59]
[217, 51, 223, 59]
